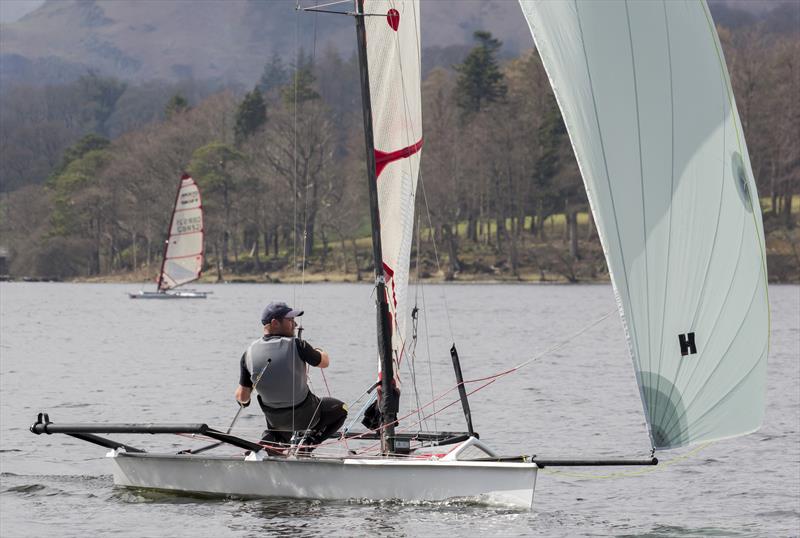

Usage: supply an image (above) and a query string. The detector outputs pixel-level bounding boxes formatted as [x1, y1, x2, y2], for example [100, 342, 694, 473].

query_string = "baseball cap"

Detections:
[261, 301, 304, 325]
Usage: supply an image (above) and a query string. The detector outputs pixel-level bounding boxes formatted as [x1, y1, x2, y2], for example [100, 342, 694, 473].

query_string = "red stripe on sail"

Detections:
[374, 138, 423, 179]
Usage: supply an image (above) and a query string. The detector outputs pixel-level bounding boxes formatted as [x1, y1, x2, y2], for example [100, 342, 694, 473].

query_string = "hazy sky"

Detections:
[0, 0, 783, 25]
[0, 0, 44, 23]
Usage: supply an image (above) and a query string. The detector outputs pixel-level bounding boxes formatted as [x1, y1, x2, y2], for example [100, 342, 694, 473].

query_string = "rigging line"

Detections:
[289, 3, 304, 435]
[319, 367, 332, 397]
[299, 0, 350, 9]
[360, 279, 619, 444]
[400, 379, 496, 436]
[420, 262, 439, 432]
[346, 294, 618, 451]
[483, 306, 618, 377]
[298, 0, 319, 306]
[404, 306, 426, 432]
[332, 300, 616, 452]
[354, 378, 499, 455]
[292, 3, 299, 307]
[417, 171, 456, 341]
[415, 215, 439, 432]
[409, 222, 434, 431]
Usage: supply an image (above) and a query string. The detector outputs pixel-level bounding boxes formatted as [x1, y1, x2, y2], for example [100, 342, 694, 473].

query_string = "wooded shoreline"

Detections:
[1, 10, 797, 284]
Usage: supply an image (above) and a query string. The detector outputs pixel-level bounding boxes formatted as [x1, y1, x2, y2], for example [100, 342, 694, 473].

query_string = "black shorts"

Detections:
[259, 392, 320, 432]
[259, 393, 347, 440]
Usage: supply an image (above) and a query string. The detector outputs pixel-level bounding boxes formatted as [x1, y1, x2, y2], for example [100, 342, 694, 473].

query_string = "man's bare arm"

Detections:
[316, 349, 330, 369]
[235, 385, 252, 405]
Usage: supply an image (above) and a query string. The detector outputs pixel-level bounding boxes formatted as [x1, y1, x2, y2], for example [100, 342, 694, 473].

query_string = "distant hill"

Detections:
[2, 0, 794, 88]
[0, 0, 800, 86]
[0, 0, 531, 87]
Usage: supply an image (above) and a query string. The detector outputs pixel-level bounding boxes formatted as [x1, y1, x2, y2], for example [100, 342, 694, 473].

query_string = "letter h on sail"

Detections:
[678, 332, 697, 356]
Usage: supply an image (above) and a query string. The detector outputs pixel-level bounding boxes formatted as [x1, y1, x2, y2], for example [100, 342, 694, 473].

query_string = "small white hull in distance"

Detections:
[128, 290, 208, 299]
[110, 452, 538, 508]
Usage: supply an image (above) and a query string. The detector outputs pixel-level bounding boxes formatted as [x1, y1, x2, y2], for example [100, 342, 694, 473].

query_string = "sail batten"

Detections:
[158, 174, 204, 291]
[519, 0, 769, 450]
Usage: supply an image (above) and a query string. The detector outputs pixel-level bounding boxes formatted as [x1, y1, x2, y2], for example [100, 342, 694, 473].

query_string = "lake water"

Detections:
[1, 282, 798, 537]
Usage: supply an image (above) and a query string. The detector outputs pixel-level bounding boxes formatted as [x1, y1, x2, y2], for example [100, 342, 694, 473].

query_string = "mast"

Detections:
[156, 173, 186, 292]
[354, 0, 398, 454]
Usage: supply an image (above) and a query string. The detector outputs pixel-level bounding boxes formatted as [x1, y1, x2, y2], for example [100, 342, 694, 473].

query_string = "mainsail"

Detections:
[364, 0, 423, 365]
[157, 173, 204, 291]
[519, 0, 769, 450]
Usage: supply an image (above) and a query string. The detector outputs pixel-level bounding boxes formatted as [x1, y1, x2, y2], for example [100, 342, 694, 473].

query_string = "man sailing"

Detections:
[235, 302, 347, 452]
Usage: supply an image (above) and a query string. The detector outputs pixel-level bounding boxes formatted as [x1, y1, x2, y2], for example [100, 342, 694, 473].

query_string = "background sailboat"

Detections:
[129, 173, 208, 299]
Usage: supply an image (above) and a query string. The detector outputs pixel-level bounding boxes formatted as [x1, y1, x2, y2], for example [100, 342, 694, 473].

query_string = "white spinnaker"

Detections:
[364, 0, 423, 366]
[519, 0, 769, 450]
[159, 174, 204, 291]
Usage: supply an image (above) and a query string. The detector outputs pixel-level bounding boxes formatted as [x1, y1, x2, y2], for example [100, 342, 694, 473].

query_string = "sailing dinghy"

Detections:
[129, 173, 208, 299]
[32, 0, 767, 508]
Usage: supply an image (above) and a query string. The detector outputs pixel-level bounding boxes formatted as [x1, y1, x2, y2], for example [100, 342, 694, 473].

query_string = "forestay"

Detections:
[364, 0, 423, 366]
[158, 173, 204, 291]
[519, 0, 769, 450]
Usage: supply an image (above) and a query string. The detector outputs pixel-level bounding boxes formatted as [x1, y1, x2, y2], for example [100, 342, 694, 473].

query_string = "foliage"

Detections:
[76, 72, 128, 136]
[49, 148, 112, 236]
[47, 134, 111, 183]
[454, 31, 507, 116]
[258, 53, 289, 95]
[234, 88, 267, 146]
[0, 23, 797, 282]
[165, 93, 190, 119]
[281, 49, 320, 106]
[189, 143, 245, 192]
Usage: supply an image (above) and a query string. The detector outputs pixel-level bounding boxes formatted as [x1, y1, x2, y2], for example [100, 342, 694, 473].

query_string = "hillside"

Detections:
[0, 0, 531, 86]
[1, 0, 795, 88]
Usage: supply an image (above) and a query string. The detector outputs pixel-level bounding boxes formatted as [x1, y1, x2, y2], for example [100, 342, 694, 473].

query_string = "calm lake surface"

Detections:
[1, 282, 798, 537]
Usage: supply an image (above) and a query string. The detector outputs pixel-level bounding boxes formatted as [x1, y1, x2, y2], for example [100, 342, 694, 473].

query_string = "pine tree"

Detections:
[281, 49, 320, 106]
[48, 134, 111, 182]
[234, 88, 267, 145]
[165, 93, 189, 119]
[454, 31, 507, 117]
[258, 53, 289, 95]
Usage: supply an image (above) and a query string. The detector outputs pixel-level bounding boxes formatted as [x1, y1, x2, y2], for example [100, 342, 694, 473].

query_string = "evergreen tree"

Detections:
[281, 49, 320, 105]
[454, 31, 507, 116]
[234, 88, 267, 145]
[48, 134, 111, 182]
[258, 53, 289, 95]
[165, 93, 189, 119]
[77, 72, 127, 136]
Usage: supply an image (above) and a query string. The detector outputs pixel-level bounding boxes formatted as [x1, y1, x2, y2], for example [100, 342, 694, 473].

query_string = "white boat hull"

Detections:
[128, 290, 208, 299]
[110, 452, 538, 508]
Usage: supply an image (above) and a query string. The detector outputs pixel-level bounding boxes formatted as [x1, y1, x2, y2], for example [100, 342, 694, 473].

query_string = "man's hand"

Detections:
[239, 399, 250, 408]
